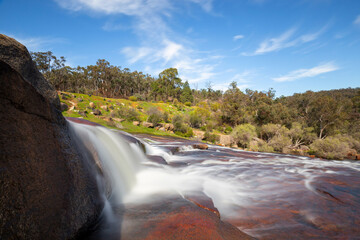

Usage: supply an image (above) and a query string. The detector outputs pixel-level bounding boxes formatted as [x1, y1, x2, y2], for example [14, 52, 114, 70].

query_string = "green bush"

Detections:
[129, 96, 137, 101]
[231, 123, 257, 148]
[249, 139, 274, 152]
[224, 126, 233, 134]
[163, 111, 169, 123]
[172, 115, 188, 133]
[204, 131, 220, 143]
[114, 106, 140, 121]
[189, 112, 202, 128]
[147, 107, 163, 125]
[333, 134, 360, 152]
[185, 102, 192, 107]
[261, 123, 289, 140]
[268, 135, 292, 152]
[310, 137, 350, 160]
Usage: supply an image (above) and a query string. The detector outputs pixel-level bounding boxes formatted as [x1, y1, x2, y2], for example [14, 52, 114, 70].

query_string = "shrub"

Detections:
[173, 98, 179, 106]
[147, 107, 163, 126]
[268, 135, 292, 152]
[231, 123, 257, 148]
[185, 102, 192, 107]
[249, 139, 274, 152]
[163, 111, 169, 123]
[129, 96, 137, 101]
[261, 123, 289, 140]
[172, 115, 188, 133]
[224, 126, 233, 134]
[189, 112, 202, 128]
[333, 134, 360, 152]
[204, 131, 220, 143]
[310, 137, 350, 160]
[114, 106, 139, 121]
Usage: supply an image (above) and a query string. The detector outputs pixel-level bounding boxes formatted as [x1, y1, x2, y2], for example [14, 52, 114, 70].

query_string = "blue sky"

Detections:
[1, 0, 359, 96]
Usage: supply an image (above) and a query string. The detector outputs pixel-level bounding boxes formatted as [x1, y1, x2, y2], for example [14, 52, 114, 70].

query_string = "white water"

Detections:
[68, 121, 144, 203]
[68, 121, 360, 238]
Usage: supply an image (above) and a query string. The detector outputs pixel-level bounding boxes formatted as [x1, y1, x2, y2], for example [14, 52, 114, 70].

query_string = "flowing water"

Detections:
[68, 119, 360, 239]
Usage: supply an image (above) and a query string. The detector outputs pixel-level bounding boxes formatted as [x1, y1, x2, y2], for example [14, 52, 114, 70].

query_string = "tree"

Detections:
[221, 82, 249, 125]
[180, 81, 193, 103]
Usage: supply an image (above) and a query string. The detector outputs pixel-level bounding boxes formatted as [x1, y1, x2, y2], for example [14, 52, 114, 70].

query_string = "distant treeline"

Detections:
[31, 51, 360, 159]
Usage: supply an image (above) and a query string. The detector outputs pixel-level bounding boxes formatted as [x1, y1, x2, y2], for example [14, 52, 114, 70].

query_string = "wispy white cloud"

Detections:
[272, 62, 339, 82]
[102, 21, 129, 31]
[6, 33, 66, 51]
[233, 35, 244, 41]
[188, 0, 213, 12]
[244, 26, 328, 56]
[354, 15, 360, 25]
[55, 0, 218, 84]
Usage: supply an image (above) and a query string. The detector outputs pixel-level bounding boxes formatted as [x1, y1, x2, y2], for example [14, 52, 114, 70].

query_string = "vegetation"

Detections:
[32, 51, 360, 160]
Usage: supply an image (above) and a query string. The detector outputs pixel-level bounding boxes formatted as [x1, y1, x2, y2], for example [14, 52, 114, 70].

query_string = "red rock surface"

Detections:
[118, 195, 255, 240]
[184, 191, 221, 218]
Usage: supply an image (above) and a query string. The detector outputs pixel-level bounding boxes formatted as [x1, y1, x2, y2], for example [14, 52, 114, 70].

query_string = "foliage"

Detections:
[172, 115, 188, 133]
[31, 51, 360, 159]
[310, 137, 350, 160]
[185, 102, 192, 107]
[204, 131, 220, 143]
[224, 126, 233, 134]
[180, 81, 193, 103]
[249, 139, 274, 152]
[129, 96, 137, 101]
[268, 135, 292, 152]
[231, 123, 257, 148]
[189, 112, 202, 128]
[114, 106, 140, 121]
[147, 107, 163, 125]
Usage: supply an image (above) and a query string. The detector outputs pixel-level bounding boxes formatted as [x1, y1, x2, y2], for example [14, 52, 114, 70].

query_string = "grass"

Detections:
[60, 91, 191, 138]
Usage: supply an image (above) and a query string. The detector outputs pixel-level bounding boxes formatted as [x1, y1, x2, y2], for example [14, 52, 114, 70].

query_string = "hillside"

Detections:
[60, 90, 360, 161]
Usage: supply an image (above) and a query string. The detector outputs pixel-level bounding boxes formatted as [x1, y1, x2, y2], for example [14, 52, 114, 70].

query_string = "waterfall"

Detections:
[68, 120, 145, 203]
[67, 118, 360, 239]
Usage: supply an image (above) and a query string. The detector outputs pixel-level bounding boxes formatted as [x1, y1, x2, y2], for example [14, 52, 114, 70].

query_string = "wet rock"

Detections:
[147, 155, 168, 165]
[93, 109, 102, 115]
[0, 42, 103, 240]
[60, 102, 68, 112]
[133, 121, 140, 126]
[184, 192, 220, 218]
[193, 143, 209, 150]
[118, 195, 254, 240]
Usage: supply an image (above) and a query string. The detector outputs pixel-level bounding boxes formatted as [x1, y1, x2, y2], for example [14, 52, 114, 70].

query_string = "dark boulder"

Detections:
[0, 34, 60, 109]
[0, 35, 103, 239]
